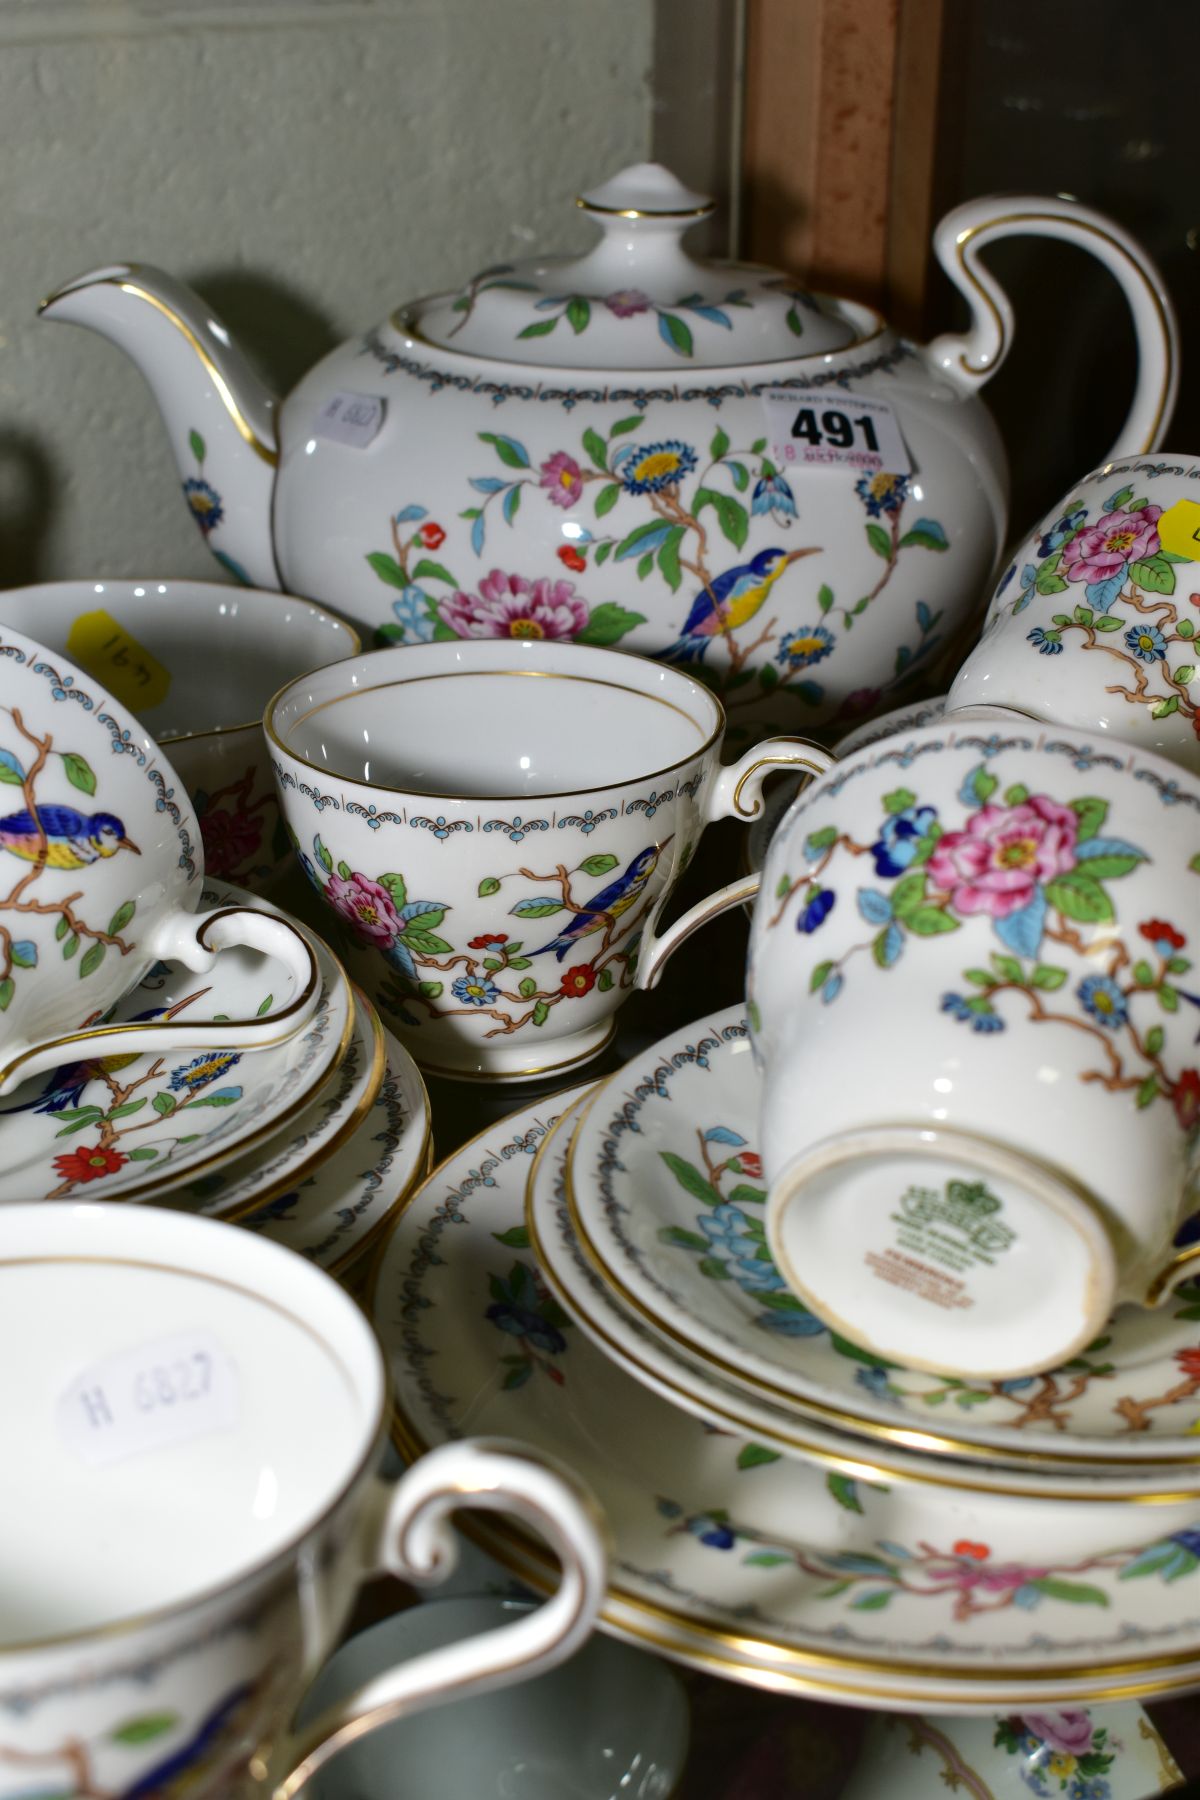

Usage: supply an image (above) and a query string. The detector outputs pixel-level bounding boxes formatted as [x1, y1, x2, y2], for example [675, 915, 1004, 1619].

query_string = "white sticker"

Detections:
[57, 1330, 239, 1469]
[761, 389, 912, 476]
[314, 391, 385, 449]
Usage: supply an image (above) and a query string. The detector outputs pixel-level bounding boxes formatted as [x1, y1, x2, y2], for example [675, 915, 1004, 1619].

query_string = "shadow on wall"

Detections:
[187, 266, 343, 397]
[0, 431, 57, 587]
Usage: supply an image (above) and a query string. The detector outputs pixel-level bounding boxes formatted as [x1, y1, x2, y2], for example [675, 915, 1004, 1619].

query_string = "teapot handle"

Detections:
[924, 194, 1178, 459]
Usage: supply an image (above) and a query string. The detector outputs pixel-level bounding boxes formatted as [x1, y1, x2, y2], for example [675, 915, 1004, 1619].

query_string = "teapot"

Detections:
[40, 165, 1177, 747]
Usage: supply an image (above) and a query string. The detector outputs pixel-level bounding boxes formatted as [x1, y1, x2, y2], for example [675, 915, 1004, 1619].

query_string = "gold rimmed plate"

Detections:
[235, 1019, 431, 1280]
[564, 1005, 1200, 1471]
[532, 1098, 1200, 1499]
[163, 986, 387, 1221]
[0, 880, 354, 1204]
[368, 1093, 1200, 1709]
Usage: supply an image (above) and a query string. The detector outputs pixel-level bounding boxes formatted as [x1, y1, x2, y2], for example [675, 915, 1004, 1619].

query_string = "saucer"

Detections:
[165, 987, 386, 1220]
[531, 1099, 1200, 1497]
[369, 1096, 1200, 1708]
[235, 1021, 430, 1276]
[0, 880, 353, 1202]
[294, 1596, 690, 1800]
[566, 1006, 1200, 1470]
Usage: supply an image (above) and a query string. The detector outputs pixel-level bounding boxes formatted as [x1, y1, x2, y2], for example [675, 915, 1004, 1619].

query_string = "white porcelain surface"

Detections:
[0, 625, 319, 1092]
[842, 1704, 1183, 1800]
[269, 638, 827, 1078]
[748, 724, 1200, 1378]
[370, 1090, 1200, 1708]
[41, 188, 1177, 743]
[0, 1204, 607, 1799]
[0, 579, 359, 894]
[950, 456, 1200, 772]
[0, 879, 350, 1202]
[532, 1082, 1200, 1485]
[235, 1022, 431, 1275]
[165, 986, 384, 1221]
[297, 1596, 690, 1800]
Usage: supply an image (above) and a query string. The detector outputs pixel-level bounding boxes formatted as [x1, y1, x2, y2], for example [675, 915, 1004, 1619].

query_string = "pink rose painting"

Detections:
[538, 451, 584, 509]
[1018, 1712, 1095, 1758]
[604, 289, 652, 318]
[326, 869, 403, 947]
[927, 795, 1078, 920]
[1063, 506, 1161, 585]
[439, 570, 590, 641]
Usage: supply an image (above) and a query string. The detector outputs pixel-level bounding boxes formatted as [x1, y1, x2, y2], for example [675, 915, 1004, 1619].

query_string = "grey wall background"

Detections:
[0, 0, 664, 584]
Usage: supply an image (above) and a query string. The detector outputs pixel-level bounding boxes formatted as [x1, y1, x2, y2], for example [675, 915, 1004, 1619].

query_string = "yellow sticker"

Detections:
[1156, 498, 1200, 562]
[65, 610, 171, 716]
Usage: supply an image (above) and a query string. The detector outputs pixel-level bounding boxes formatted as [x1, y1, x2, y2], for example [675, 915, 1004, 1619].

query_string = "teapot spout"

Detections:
[39, 264, 280, 589]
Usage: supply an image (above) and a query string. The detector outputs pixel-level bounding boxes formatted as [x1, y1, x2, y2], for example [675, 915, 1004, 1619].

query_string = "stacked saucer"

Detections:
[3, 872, 431, 1278]
[370, 1002, 1200, 1711]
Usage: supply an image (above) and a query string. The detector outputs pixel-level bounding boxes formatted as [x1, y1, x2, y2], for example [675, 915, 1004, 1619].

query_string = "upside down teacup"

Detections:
[0, 627, 322, 1094]
[266, 639, 831, 1079]
[745, 721, 1200, 1380]
[0, 580, 359, 892]
[947, 455, 1200, 774]
[0, 1201, 606, 1799]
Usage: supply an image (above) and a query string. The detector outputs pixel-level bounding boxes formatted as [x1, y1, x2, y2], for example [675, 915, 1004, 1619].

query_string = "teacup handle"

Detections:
[0, 904, 321, 1096]
[636, 736, 832, 991]
[1144, 1237, 1200, 1307]
[271, 1439, 608, 1799]
[925, 194, 1178, 459]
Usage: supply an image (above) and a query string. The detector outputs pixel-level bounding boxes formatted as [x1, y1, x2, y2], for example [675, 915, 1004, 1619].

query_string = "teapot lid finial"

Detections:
[576, 163, 714, 219]
[404, 162, 857, 370]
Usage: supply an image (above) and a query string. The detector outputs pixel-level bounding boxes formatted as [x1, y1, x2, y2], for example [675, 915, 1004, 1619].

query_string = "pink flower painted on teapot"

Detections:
[1062, 505, 1161, 585]
[603, 289, 652, 318]
[927, 795, 1078, 919]
[538, 452, 585, 509]
[440, 570, 590, 641]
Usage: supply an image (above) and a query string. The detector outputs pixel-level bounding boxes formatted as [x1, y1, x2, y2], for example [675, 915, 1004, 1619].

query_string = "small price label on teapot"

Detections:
[57, 1329, 239, 1468]
[314, 391, 386, 449]
[761, 389, 912, 475]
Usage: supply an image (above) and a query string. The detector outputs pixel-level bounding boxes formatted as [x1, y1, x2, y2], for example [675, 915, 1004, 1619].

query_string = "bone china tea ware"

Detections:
[0, 627, 319, 1094]
[534, 1061, 1200, 1475]
[296, 1597, 690, 1800]
[374, 1095, 1200, 1707]
[948, 456, 1200, 773]
[267, 638, 830, 1079]
[0, 1202, 606, 1799]
[41, 166, 1177, 743]
[0, 579, 360, 890]
[746, 724, 1200, 1380]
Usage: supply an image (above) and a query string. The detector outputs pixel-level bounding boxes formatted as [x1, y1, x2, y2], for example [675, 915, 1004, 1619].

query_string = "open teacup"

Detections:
[267, 640, 830, 1079]
[0, 625, 320, 1094]
[947, 455, 1200, 773]
[0, 580, 359, 891]
[745, 722, 1200, 1380]
[0, 1201, 606, 1798]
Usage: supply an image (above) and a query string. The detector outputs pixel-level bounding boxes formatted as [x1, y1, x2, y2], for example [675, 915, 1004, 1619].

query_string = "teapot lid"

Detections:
[406, 163, 859, 369]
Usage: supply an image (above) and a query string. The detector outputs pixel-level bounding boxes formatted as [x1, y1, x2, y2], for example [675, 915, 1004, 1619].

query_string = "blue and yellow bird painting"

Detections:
[529, 842, 667, 961]
[0, 992, 203, 1116]
[0, 1051, 140, 1116]
[655, 545, 818, 664]
[0, 804, 139, 870]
